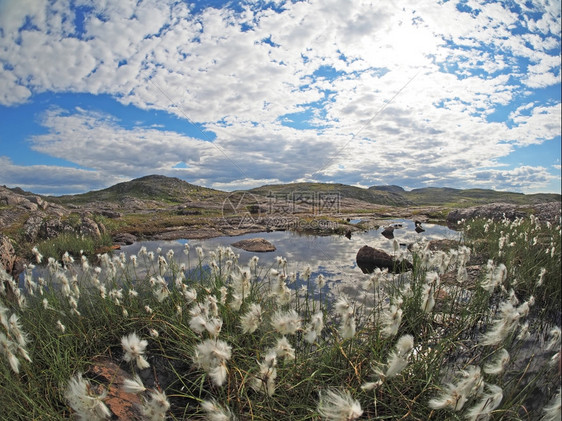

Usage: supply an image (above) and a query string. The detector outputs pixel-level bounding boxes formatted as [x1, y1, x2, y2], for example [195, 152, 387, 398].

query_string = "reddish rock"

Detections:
[89, 359, 143, 420]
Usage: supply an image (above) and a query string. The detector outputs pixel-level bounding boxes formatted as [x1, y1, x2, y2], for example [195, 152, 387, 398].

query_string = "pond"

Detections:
[120, 219, 460, 292]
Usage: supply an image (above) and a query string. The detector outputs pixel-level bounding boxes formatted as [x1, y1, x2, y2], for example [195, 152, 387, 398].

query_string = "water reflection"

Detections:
[120, 219, 459, 286]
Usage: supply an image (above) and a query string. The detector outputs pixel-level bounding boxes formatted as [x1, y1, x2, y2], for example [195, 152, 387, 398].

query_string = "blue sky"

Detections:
[0, 0, 560, 195]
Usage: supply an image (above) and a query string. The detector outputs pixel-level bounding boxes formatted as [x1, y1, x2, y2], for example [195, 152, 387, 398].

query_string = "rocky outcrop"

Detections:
[81, 216, 105, 238]
[21, 213, 106, 243]
[531, 201, 562, 223]
[0, 234, 17, 275]
[447, 203, 525, 225]
[231, 238, 276, 252]
[356, 245, 413, 274]
[447, 202, 561, 225]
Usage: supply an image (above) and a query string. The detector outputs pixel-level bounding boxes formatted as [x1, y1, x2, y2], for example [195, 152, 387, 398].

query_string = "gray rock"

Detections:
[23, 215, 45, 242]
[98, 209, 122, 218]
[25, 195, 48, 210]
[80, 216, 103, 238]
[231, 238, 276, 252]
[113, 233, 137, 245]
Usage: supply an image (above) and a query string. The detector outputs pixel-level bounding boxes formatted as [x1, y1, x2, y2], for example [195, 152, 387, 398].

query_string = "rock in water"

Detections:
[356, 245, 413, 274]
[414, 220, 425, 233]
[231, 238, 276, 252]
[381, 226, 395, 239]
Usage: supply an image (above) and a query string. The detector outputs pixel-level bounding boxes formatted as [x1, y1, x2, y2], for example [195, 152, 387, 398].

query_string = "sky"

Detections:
[0, 0, 560, 196]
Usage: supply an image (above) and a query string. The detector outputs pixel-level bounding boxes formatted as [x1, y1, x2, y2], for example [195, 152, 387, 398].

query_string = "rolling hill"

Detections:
[34, 175, 560, 209]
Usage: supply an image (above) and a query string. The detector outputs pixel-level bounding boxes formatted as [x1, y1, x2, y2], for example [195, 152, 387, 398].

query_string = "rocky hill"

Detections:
[50, 174, 225, 206]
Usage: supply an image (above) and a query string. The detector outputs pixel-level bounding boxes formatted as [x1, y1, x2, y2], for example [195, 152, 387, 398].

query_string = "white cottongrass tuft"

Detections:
[122, 373, 146, 394]
[384, 334, 414, 378]
[57, 320, 66, 333]
[270, 309, 301, 335]
[0, 332, 21, 373]
[339, 311, 356, 340]
[193, 339, 232, 387]
[64, 373, 111, 421]
[541, 387, 561, 421]
[251, 350, 278, 396]
[428, 366, 484, 411]
[304, 311, 324, 344]
[240, 303, 263, 334]
[201, 399, 237, 421]
[546, 326, 561, 351]
[480, 301, 522, 346]
[121, 332, 150, 369]
[483, 348, 510, 375]
[317, 389, 363, 421]
[335, 296, 356, 339]
[140, 389, 170, 421]
[273, 336, 295, 360]
[315, 274, 326, 289]
[380, 304, 403, 338]
[465, 383, 503, 421]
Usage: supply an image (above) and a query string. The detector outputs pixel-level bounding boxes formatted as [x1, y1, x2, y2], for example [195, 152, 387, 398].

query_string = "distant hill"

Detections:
[49, 174, 224, 205]
[41, 175, 560, 209]
[250, 183, 414, 206]
[401, 187, 560, 206]
[251, 182, 559, 207]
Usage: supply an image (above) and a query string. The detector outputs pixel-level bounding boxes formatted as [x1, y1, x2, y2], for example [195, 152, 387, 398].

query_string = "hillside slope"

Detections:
[49, 175, 225, 205]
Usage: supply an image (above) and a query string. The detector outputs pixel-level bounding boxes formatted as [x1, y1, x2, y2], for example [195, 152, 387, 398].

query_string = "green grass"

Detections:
[34, 232, 113, 261]
[1, 214, 560, 420]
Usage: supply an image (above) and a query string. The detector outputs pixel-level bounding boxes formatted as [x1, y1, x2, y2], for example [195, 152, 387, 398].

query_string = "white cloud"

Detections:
[0, 0, 560, 194]
[0, 156, 122, 195]
[29, 107, 213, 177]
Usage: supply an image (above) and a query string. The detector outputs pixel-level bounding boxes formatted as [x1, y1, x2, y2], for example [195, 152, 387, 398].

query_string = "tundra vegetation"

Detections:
[0, 214, 560, 420]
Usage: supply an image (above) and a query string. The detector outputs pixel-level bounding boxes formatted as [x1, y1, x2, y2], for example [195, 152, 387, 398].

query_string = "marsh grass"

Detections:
[35, 232, 113, 261]
[1, 214, 560, 420]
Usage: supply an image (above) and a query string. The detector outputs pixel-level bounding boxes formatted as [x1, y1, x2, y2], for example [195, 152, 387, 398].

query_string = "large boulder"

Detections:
[80, 216, 105, 238]
[23, 215, 45, 242]
[356, 245, 413, 274]
[231, 238, 276, 252]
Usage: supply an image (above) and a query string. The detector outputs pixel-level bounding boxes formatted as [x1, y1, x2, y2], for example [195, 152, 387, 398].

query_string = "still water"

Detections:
[120, 219, 460, 288]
